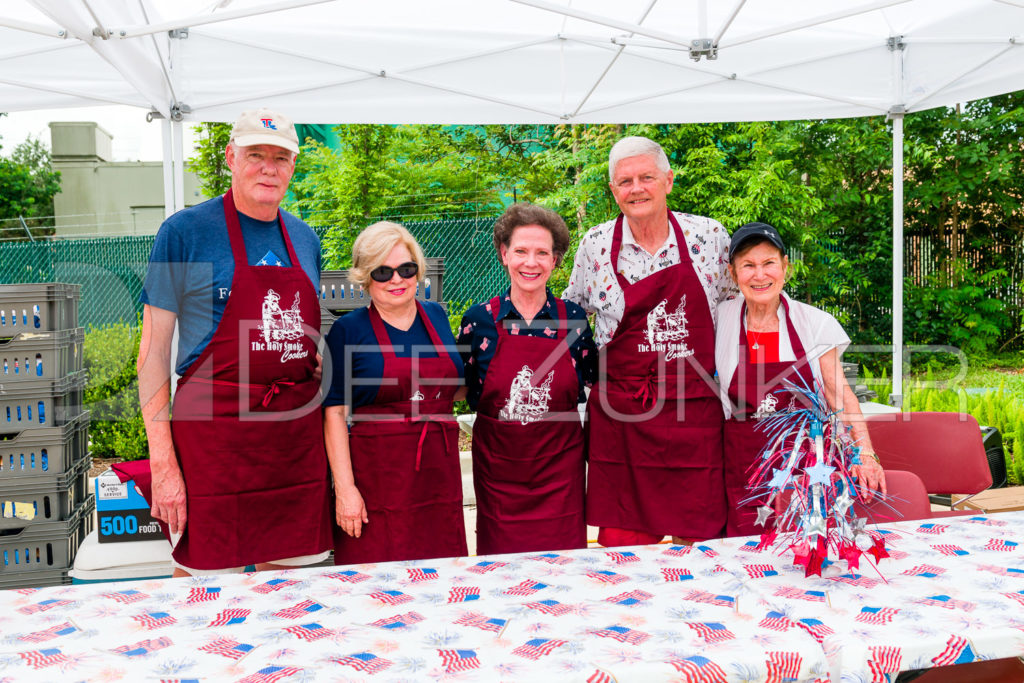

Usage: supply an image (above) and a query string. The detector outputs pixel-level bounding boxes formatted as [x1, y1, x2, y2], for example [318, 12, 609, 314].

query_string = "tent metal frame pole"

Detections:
[115, 0, 335, 39]
[161, 118, 175, 219]
[891, 113, 904, 408]
[173, 119, 185, 215]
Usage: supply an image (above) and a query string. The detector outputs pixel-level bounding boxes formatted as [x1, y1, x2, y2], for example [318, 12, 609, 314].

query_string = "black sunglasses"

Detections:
[370, 261, 419, 283]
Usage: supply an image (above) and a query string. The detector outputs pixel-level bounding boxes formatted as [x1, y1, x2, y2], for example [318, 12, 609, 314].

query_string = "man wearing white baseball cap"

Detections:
[136, 108, 333, 575]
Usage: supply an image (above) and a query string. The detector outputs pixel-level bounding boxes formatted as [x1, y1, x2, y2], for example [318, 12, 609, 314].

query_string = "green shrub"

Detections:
[84, 322, 149, 461]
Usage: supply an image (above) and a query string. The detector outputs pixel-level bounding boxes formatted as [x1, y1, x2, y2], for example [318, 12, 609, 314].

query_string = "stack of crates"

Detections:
[0, 283, 92, 589]
[319, 257, 446, 337]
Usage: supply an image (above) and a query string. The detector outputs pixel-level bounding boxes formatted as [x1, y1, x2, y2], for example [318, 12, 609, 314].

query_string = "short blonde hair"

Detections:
[349, 221, 427, 288]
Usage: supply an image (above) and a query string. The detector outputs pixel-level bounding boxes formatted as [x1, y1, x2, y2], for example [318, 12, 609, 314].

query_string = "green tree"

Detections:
[187, 122, 233, 197]
[0, 135, 61, 224]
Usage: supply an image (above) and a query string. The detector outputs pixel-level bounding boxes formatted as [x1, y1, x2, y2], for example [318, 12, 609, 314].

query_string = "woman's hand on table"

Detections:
[336, 485, 368, 537]
[852, 455, 887, 501]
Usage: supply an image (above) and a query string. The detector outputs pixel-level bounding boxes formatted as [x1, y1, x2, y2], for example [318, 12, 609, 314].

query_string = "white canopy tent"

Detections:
[4, 0, 1024, 403]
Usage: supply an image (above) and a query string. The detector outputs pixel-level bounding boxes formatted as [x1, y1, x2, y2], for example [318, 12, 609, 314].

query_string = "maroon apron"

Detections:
[472, 297, 586, 555]
[586, 212, 725, 540]
[723, 297, 814, 536]
[334, 301, 467, 564]
[169, 189, 332, 570]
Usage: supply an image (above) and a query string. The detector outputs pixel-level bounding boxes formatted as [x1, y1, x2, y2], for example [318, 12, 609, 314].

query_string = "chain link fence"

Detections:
[0, 218, 506, 329]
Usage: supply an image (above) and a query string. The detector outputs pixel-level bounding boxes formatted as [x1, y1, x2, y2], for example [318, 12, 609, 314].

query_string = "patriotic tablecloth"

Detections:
[1, 512, 1021, 682]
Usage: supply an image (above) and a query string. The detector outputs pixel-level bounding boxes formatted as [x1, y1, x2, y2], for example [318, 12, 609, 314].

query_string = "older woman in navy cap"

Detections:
[716, 222, 886, 536]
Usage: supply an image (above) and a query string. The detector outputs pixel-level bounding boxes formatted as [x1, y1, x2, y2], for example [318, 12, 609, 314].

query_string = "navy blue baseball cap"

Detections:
[729, 222, 786, 260]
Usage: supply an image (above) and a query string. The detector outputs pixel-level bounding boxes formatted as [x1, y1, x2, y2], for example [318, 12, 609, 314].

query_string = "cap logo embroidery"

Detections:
[260, 118, 277, 130]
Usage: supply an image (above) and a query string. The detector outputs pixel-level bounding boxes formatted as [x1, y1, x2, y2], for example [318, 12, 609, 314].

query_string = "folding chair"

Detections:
[863, 412, 992, 517]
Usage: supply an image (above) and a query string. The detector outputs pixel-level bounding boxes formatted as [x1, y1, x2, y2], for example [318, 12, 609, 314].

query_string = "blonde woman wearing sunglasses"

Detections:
[324, 221, 468, 564]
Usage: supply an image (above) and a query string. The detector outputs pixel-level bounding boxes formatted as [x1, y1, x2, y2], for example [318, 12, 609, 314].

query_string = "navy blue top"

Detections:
[323, 301, 464, 409]
[457, 288, 597, 410]
[140, 195, 322, 376]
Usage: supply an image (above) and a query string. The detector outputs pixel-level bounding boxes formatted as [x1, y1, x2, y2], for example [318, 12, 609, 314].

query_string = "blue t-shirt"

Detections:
[323, 301, 464, 409]
[140, 195, 322, 376]
[457, 288, 597, 410]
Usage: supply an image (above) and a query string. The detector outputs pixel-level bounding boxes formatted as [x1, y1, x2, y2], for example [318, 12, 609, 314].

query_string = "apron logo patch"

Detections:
[500, 365, 553, 425]
[753, 394, 778, 419]
[253, 289, 309, 363]
[639, 297, 694, 361]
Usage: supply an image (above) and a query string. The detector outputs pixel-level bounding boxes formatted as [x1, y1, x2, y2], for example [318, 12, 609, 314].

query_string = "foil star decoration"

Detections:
[755, 505, 774, 527]
[868, 537, 890, 563]
[804, 461, 836, 487]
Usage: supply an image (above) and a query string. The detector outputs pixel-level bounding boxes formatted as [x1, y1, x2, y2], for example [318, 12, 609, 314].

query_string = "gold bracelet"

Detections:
[862, 452, 880, 464]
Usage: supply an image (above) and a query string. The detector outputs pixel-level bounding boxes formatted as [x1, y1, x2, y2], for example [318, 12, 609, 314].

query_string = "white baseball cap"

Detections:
[229, 108, 300, 155]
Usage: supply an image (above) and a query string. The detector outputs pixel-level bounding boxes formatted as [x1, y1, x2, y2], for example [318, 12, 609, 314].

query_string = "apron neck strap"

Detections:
[610, 211, 688, 290]
[222, 188, 300, 269]
[368, 300, 452, 362]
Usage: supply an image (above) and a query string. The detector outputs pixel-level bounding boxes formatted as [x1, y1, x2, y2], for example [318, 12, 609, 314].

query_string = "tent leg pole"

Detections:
[891, 113, 904, 408]
[161, 119, 175, 219]
[173, 120, 185, 214]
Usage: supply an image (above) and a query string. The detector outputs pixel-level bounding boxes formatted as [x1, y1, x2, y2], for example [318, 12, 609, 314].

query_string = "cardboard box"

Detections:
[94, 471, 164, 543]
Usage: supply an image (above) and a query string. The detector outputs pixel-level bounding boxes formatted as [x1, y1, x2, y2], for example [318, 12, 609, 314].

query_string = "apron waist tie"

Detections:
[262, 379, 296, 407]
[412, 417, 451, 472]
[632, 368, 659, 411]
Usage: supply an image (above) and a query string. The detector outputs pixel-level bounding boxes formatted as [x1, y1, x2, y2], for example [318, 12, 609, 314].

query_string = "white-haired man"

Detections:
[563, 135, 735, 546]
[137, 108, 332, 575]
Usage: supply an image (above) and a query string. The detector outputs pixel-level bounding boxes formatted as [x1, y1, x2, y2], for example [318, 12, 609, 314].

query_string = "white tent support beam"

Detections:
[509, 0, 694, 51]
[891, 112, 904, 408]
[719, 0, 911, 49]
[905, 42, 1019, 111]
[713, 0, 747, 47]
[569, 0, 658, 118]
[0, 40, 80, 62]
[995, 0, 1024, 7]
[0, 75, 142, 105]
[173, 118, 184, 214]
[0, 16, 65, 37]
[114, 0, 335, 39]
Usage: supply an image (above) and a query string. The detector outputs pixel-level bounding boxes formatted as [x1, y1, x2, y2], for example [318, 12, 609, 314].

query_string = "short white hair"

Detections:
[608, 136, 670, 180]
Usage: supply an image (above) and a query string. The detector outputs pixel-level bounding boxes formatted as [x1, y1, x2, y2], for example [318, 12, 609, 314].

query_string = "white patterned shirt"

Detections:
[562, 212, 736, 346]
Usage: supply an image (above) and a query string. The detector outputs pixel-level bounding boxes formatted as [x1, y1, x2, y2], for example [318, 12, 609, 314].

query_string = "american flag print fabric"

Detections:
[765, 651, 802, 683]
[682, 590, 736, 608]
[668, 655, 728, 683]
[105, 589, 149, 603]
[330, 652, 392, 674]
[447, 586, 480, 602]
[326, 569, 370, 583]
[273, 600, 324, 619]
[454, 611, 508, 633]
[19, 621, 78, 643]
[855, 607, 899, 624]
[407, 567, 439, 582]
[112, 637, 173, 657]
[251, 578, 300, 594]
[283, 622, 332, 641]
[133, 611, 177, 630]
[591, 625, 650, 645]
[512, 638, 567, 660]
[370, 611, 425, 629]
[186, 586, 221, 603]
[438, 649, 481, 673]
[18, 648, 71, 669]
[0, 510, 1019, 682]
[661, 567, 695, 582]
[17, 599, 72, 615]
[686, 622, 735, 643]
[237, 665, 303, 683]
[585, 569, 629, 584]
[931, 544, 969, 557]
[368, 589, 414, 605]
[207, 608, 250, 627]
[199, 637, 256, 660]
[606, 589, 654, 606]
[744, 564, 779, 578]
[915, 523, 949, 535]
[503, 579, 548, 596]
[524, 599, 574, 616]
